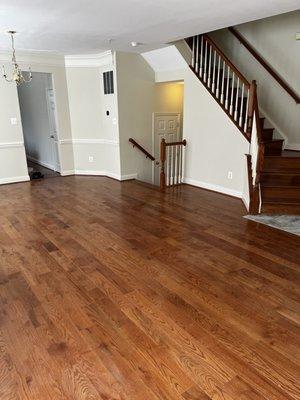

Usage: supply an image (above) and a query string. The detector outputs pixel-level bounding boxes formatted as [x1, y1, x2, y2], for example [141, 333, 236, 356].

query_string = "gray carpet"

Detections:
[244, 214, 300, 236]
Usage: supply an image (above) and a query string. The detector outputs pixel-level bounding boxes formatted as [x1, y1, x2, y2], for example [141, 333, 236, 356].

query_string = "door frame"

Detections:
[45, 76, 62, 173]
[151, 112, 181, 185]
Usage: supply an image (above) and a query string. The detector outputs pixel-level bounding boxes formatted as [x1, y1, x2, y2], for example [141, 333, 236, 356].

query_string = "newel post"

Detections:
[160, 139, 166, 190]
[247, 80, 257, 135]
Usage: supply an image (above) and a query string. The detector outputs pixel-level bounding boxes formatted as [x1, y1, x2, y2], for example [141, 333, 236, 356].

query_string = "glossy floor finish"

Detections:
[0, 176, 299, 400]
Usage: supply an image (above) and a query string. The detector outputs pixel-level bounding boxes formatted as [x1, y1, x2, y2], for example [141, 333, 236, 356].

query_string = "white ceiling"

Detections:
[0, 0, 299, 55]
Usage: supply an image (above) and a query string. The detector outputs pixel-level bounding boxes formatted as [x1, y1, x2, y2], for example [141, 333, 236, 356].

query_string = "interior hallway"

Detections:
[0, 177, 299, 399]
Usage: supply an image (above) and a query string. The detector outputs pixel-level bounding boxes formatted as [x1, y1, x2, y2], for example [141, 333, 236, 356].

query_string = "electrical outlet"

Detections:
[10, 117, 17, 125]
[88, 156, 94, 163]
[228, 171, 233, 179]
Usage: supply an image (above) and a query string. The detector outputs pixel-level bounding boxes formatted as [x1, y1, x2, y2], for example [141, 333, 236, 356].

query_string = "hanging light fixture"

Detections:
[2, 31, 32, 86]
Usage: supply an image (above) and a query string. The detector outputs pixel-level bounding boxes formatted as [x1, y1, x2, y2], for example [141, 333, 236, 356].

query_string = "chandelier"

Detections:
[2, 31, 32, 86]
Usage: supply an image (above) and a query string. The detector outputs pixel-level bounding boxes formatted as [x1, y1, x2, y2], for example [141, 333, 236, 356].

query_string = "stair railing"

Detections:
[228, 27, 300, 104]
[248, 80, 265, 214]
[190, 34, 254, 139]
[160, 139, 187, 190]
[129, 138, 155, 161]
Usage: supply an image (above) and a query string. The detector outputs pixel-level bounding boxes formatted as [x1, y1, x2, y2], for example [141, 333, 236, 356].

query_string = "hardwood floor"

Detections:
[0, 176, 299, 400]
[27, 160, 60, 179]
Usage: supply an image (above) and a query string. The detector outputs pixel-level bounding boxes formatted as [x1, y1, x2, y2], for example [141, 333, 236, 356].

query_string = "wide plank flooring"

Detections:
[0, 176, 299, 400]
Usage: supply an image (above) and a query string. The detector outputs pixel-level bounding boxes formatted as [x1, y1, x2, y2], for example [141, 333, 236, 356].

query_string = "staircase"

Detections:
[185, 33, 300, 214]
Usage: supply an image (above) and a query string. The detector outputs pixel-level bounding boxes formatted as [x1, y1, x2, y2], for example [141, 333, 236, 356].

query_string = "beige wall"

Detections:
[154, 82, 184, 135]
[156, 67, 249, 201]
[0, 73, 28, 184]
[211, 10, 300, 148]
[0, 53, 75, 184]
[116, 52, 155, 183]
[65, 61, 121, 177]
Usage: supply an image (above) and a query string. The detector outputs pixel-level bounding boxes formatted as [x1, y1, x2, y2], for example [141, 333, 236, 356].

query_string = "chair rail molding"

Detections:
[59, 138, 119, 146]
[0, 141, 25, 149]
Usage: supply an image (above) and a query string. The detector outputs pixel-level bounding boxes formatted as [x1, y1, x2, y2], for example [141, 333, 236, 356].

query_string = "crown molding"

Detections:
[0, 50, 65, 67]
[64, 51, 113, 68]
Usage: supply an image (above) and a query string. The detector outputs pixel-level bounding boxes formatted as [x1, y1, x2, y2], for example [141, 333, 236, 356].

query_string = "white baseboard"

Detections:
[27, 156, 55, 171]
[284, 143, 300, 151]
[183, 177, 243, 198]
[241, 196, 250, 212]
[0, 175, 30, 185]
[73, 170, 137, 181]
[60, 169, 75, 176]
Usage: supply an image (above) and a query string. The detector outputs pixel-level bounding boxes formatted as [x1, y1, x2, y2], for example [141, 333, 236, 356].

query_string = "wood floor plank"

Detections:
[0, 176, 299, 399]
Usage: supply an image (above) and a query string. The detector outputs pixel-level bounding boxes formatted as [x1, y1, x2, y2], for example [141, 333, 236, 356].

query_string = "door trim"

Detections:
[45, 76, 62, 174]
[151, 112, 181, 184]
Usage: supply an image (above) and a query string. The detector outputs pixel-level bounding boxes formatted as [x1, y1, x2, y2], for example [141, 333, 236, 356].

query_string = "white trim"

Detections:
[65, 51, 113, 68]
[60, 169, 75, 176]
[59, 139, 73, 145]
[285, 143, 300, 151]
[72, 139, 119, 145]
[242, 196, 250, 212]
[74, 170, 137, 181]
[0, 175, 30, 185]
[0, 142, 25, 149]
[27, 155, 54, 171]
[59, 138, 119, 145]
[0, 50, 64, 67]
[183, 177, 243, 198]
[259, 106, 288, 143]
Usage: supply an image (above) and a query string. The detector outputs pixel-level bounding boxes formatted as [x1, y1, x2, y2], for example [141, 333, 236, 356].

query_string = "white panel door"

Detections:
[46, 88, 60, 172]
[153, 113, 180, 185]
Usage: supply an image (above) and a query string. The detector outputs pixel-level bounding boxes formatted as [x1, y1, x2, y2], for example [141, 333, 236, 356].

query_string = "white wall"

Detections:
[0, 52, 75, 184]
[116, 52, 155, 183]
[153, 69, 249, 202]
[65, 54, 121, 178]
[210, 10, 300, 149]
[0, 69, 29, 184]
[18, 72, 54, 169]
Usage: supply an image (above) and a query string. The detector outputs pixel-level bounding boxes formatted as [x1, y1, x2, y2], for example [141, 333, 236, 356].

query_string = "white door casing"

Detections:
[152, 113, 181, 185]
[46, 88, 61, 172]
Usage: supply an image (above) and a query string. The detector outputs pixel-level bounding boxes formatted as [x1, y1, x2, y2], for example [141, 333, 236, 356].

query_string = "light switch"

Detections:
[10, 117, 17, 125]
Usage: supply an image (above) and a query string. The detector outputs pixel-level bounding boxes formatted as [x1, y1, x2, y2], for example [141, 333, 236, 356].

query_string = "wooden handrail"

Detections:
[165, 139, 187, 147]
[228, 27, 300, 104]
[129, 138, 155, 161]
[203, 34, 250, 88]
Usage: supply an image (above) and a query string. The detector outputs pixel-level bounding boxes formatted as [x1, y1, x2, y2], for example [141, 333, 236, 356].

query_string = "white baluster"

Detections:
[244, 88, 250, 132]
[234, 77, 240, 121]
[199, 36, 204, 78]
[216, 55, 221, 98]
[225, 66, 230, 109]
[230, 72, 235, 115]
[178, 145, 182, 184]
[173, 145, 176, 186]
[208, 44, 212, 87]
[239, 83, 245, 127]
[192, 36, 195, 68]
[220, 60, 225, 104]
[195, 35, 199, 73]
[204, 41, 208, 83]
[212, 50, 217, 93]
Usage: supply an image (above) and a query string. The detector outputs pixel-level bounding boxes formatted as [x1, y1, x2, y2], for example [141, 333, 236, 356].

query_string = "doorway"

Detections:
[17, 72, 61, 180]
[152, 81, 184, 185]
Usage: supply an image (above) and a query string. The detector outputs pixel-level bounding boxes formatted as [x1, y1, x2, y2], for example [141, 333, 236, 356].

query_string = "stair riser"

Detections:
[263, 158, 300, 172]
[261, 204, 300, 214]
[264, 142, 283, 156]
[261, 174, 300, 186]
[262, 187, 300, 202]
